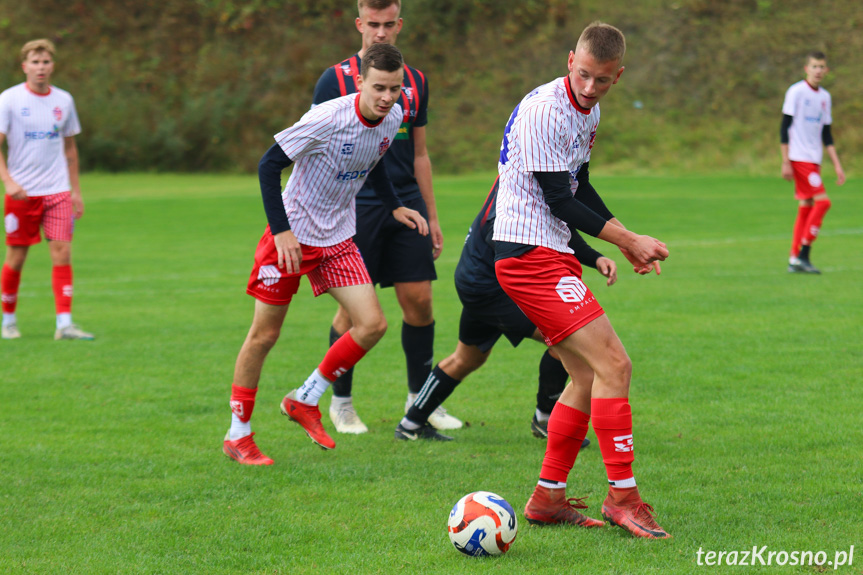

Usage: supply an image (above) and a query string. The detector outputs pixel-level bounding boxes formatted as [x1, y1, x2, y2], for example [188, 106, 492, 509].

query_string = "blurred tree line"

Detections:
[1, 0, 860, 175]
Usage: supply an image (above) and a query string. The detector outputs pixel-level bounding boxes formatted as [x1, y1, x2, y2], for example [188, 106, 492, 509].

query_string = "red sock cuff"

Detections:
[591, 397, 630, 417]
[318, 331, 367, 382]
[231, 384, 258, 402]
[230, 384, 258, 423]
[1, 265, 21, 313]
[547, 402, 590, 438]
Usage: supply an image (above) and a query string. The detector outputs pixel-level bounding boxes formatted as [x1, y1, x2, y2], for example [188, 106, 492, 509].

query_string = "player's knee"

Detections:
[248, 323, 281, 350]
[355, 314, 388, 346]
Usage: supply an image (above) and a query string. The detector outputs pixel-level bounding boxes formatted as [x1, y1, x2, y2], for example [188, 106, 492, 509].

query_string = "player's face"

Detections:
[356, 67, 404, 121]
[22, 50, 54, 91]
[356, 4, 403, 51]
[567, 46, 623, 109]
[804, 58, 828, 87]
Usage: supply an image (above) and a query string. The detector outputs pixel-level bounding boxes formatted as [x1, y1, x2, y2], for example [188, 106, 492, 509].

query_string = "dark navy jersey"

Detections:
[313, 54, 429, 205]
[455, 177, 603, 296]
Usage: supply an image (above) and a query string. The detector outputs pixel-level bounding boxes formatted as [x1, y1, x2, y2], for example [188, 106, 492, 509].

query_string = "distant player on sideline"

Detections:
[395, 176, 616, 443]
[223, 43, 428, 465]
[0, 39, 93, 341]
[313, 0, 461, 435]
[781, 50, 845, 274]
[493, 22, 671, 538]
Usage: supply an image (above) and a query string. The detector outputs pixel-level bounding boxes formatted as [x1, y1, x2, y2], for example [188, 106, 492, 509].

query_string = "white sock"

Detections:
[608, 477, 637, 489]
[535, 408, 550, 423]
[399, 417, 421, 430]
[228, 413, 251, 440]
[330, 395, 353, 409]
[295, 369, 331, 406]
[2, 313, 16, 327]
[538, 479, 565, 489]
[56, 313, 72, 330]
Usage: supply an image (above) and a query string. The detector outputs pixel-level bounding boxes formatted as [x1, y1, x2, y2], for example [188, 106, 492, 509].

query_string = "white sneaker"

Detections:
[405, 392, 463, 430]
[54, 324, 95, 340]
[329, 401, 368, 434]
[2, 323, 21, 339]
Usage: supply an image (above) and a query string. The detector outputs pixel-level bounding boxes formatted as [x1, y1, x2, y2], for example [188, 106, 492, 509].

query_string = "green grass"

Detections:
[1, 173, 861, 574]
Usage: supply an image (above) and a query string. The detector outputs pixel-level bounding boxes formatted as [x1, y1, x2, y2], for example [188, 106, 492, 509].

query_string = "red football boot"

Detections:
[281, 390, 336, 450]
[524, 485, 604, 527]
[602, 486, 670, 539]
[223, 432, 274, 465]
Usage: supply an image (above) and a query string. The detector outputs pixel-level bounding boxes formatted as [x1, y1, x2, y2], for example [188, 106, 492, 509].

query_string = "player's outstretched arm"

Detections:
[392, 207, 428, 236]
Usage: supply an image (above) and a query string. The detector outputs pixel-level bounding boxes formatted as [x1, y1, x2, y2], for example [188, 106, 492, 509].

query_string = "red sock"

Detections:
[230, 384, 258, 423]
[539, 402, 590, 484]
[318, 332, 367, 382]
[801, 199, 832, 246]
[52, 265, 73, 314]
[791, 205, 812, 256]
[591, 398, 635, 484]
[1, 265, 21, 313]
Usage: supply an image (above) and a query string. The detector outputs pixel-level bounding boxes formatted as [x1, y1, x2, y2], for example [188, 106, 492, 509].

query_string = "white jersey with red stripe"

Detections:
[493, 76, 599, 254]
[275, 93, 402, 247]
[782, 80, 832, 165]
[0, 83, 81, 197]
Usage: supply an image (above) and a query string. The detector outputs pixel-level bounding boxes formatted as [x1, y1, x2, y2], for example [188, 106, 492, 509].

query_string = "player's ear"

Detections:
[613, 66, 625, 84]
[355, 17, 363, 33]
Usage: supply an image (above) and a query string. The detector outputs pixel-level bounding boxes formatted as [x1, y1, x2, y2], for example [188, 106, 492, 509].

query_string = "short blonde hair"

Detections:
[576, 22, 626, 64]
[20, 39, 55, 62]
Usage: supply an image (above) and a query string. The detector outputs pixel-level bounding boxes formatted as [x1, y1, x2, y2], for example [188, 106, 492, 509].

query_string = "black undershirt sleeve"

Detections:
[258, 143, 293, 235]
[568, 230, 603, 269]
[367, 161, 404, 212]
[534, 171, 607, 238]
[574, 163, 614, 221]
[780, 114, 793, 144]
[822, 124, 834, 147]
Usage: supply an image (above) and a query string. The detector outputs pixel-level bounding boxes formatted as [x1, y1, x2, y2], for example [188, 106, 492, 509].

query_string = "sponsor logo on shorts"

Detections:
[555, 276, 587, 303]
[614, 434, 634, 453]
[257, 265, 281, 287]
[4, 213, 19, 234]
[807, 172, 822, 187]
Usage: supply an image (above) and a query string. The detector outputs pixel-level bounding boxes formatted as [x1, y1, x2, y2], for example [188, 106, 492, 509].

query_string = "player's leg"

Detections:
[798, 191, 831, 273]
[3, 194, 40, 339]
[1, 246, 28, 339]
[789, 162, 827, 274]
[531, 340, 590, 449]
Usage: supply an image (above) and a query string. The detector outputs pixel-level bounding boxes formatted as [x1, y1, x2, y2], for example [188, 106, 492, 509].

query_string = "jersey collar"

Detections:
[25, 83, 52, 97]
[564, 76, 591, 115]
[354, 93, 384, 127]
[804, 80, 821, 92]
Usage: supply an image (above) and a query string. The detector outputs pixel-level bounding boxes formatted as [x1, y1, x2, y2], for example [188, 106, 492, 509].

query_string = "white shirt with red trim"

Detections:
[275, 93, 402, 247]
[493, 76, 600, 254]
[782, 80, 832, 165]
[0, 83, 81, 197]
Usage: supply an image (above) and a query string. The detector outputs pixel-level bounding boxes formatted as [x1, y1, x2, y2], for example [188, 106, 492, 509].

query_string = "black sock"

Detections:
[798, 244, 811, 260]
[407, 364, 460, 424]
[329, 325, 354, 397]
[536, 349, 568, 414]
[402, 321, 434, 393]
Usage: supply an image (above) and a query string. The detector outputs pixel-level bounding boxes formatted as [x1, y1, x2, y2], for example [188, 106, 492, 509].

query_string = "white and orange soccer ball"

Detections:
[447, 491, 518, 557]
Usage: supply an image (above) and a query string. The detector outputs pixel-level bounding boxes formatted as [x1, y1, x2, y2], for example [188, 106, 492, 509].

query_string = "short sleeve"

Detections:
[0, 91, 10, 135]
[63, 95, 82, 137]
[274, 105, 333, 161]
[517, 103, 569, 173]
[781, 85, 796, 116]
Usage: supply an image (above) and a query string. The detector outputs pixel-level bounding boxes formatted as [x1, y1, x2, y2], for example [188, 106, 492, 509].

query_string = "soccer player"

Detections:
[395, 176, 617, 444]
[493, 22, 671, 538]
[781, 50, 845, 274]
[223, 43, 428, 465]
[0, 39, 93, 341]
[312, 0, 461, 435]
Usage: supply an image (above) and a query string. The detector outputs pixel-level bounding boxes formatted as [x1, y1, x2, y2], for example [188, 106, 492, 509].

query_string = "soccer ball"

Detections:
[447, 491, 518, 556]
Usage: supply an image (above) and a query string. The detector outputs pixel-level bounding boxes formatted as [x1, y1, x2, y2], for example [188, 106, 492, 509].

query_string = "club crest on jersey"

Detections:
[21, 107, 30, 117]
[379, 137, 390, 156]
[341, 143, 355, 155]
[341, 64, 352, 76]
[53, 107, 63, 121]
[402, 87, 414, 102]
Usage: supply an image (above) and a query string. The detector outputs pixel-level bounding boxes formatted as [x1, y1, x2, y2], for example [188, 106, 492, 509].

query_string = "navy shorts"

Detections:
[456, 285, 537, 353]
[354, 196, 437, 287]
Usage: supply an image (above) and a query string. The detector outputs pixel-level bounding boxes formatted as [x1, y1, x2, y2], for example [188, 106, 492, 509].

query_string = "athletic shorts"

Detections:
[791, 161, 826, 200]
[495, 246, 605, 346]
[246, 227, 371, 306]
[4, 192, 74, 246]
[456, 285, 537, 353]
[354, 196, 436, 287]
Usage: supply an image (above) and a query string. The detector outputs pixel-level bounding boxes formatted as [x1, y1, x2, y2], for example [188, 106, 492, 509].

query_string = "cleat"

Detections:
[2, 323, 21, 339]
[530, 415, 590, 447]
[280, 390, 335, 450]
[329, 401, 369, 434]
[524, 485, 604, 528]
[223, 432, 274, 465]
[394, 421, 453, 441]
[602, 486, 670, 539]
[795, 257, 821, 274]
[54, 324, 95, 340]
[407, 393, 463, 430]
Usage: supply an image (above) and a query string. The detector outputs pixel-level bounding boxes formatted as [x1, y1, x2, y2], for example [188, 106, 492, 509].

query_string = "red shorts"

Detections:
[495, 246, 605, 346]
[246, 228, 372, 305]
[4, 192, 74, 246]
[791, 161, 826, 200]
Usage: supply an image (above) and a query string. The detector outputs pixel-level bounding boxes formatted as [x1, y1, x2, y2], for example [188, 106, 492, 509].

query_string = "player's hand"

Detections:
[430, 218, 444, 260]
[392, 207, 429, 236]
[835, 165, 846, 186]
[595, 256, 617, 286]
[273, 230, 302, 274]
[781, 160, 794, 182]
[624, 235, 668, 268]
[3, 179, 27, 201]
[71, 190, 84, 219]
[619, 247, 662, 275]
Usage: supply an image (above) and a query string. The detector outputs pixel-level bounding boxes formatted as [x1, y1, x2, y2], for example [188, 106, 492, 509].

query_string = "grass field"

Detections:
[1, 172, 861, 574]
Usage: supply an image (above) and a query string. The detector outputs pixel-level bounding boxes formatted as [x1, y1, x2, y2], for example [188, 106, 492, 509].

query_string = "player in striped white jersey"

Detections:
[781, 50, 845, 274]
[493, 23, 671, 538]
[0, 39, 93, 341]
[223, 43, 429, 465]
